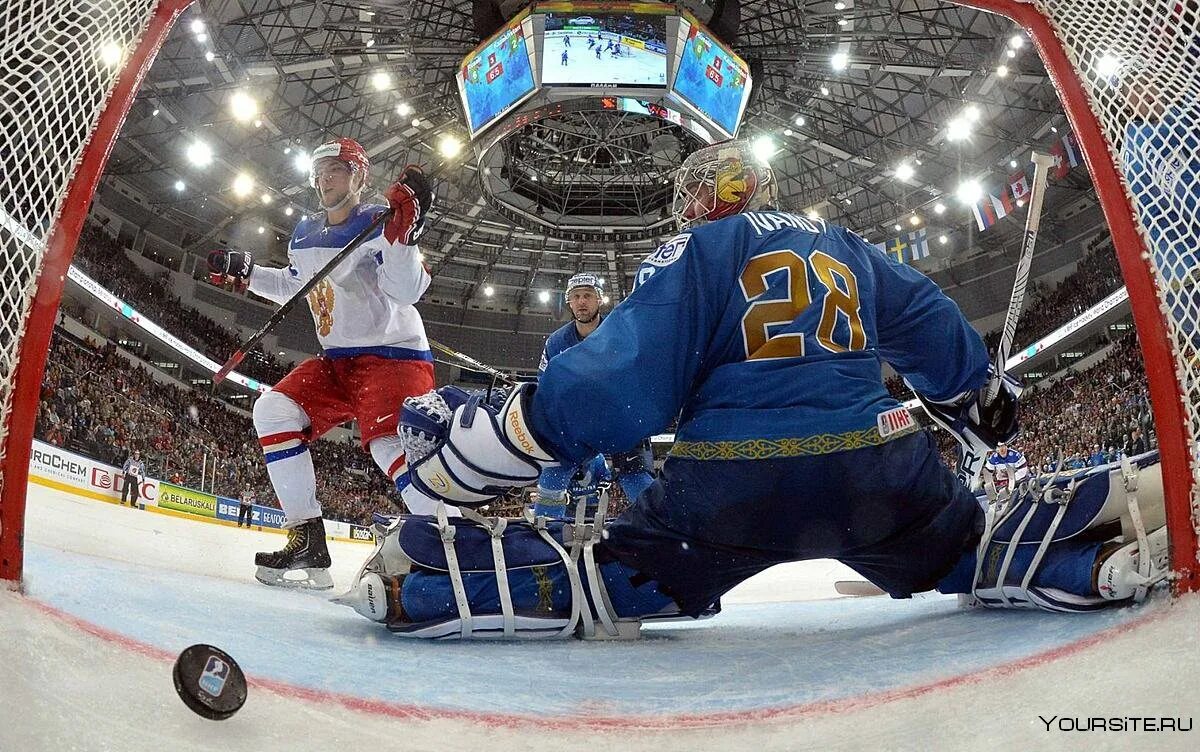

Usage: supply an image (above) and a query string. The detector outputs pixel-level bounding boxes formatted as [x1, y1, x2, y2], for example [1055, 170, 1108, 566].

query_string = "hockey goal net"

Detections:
[0, 0, 189, 582]
[0, 0, 1198, 592]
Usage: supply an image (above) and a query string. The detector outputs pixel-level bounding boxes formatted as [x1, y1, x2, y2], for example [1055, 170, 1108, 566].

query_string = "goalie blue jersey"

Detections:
[529, 211, 989, 464]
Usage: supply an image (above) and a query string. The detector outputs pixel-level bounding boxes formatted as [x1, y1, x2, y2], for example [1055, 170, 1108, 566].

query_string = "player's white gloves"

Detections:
[206, 249, 254, 292]
[383, 165, 433, 246]
[399, 384, 556, 509]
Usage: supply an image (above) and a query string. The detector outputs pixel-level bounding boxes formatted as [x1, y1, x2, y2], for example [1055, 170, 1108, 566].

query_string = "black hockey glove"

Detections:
[207, 249, 254, 289]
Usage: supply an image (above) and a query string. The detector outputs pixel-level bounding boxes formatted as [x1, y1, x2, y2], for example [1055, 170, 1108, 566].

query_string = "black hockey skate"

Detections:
[254, 518, 333, 590]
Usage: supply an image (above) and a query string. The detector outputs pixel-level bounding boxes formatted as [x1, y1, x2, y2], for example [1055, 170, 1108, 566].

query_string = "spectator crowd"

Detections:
[36, 332, 397, 525]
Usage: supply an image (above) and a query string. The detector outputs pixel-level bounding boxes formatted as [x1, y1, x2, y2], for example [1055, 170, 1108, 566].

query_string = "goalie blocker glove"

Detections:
[383, 165, 433, 246]
[399, 384, 556, 508]
[916, 366, 1021, 449]
[206, 249, 254, 290]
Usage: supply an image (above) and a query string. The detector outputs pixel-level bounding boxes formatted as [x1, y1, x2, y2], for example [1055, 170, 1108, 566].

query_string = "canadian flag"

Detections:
[1009, 170, 1030, 201]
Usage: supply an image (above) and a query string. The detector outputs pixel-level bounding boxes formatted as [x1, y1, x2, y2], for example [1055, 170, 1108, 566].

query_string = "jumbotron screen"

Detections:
[458, 10, 538, 136]
[540, 5, 669, 87]
[669, 18, 752, 138]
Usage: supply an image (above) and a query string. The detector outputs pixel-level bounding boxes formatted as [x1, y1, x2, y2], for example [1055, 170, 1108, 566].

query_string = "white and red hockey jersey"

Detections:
[248, 203, 432, 361]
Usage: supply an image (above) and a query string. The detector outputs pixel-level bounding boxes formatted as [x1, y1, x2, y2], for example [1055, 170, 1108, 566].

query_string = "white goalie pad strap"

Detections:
[529, 516, 587, 639]
[436, 502, 474, 637]
[487, 517, 516, 637]
[1119, 459, 1152, 603]
[579, 486, 621, 638]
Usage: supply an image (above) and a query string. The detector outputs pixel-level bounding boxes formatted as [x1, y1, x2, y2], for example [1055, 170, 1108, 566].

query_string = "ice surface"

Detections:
[1, 483, 1197, 751]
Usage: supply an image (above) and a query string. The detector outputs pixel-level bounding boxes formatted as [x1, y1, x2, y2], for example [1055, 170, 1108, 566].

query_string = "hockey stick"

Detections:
[212, 164, 445, 386]
[984, 151, 1057, 405]
[212, 209, 391, 385]
[428, 338, 518, 385]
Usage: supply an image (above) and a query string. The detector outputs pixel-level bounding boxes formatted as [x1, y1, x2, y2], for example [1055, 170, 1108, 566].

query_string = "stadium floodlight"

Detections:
[895, 162, 915, 181]
[396, 102, 412, 116]
[831, 51, 849, 71]
[997, 65, 1010, 77]
[794, 115, 805, 127]
[933, 202, 946, 215]
[893, 223, 902, 232]
[284, 206, 294, 216]
[751, 134, 777, 163]
[174, 180, 185, 192]
[1009, 34, 1025, 49]
[257, 226, 265, 234]
[204, 51, 215, 62]
[294, 151, 309, 174]
[195, 32, 206, 43]
[956, 179, 983, 204]
[229, 91, 258, 121]
[939, 235, 949, 245]
[371, 71, 391, 91]
[946, 117, 971, 141]
[232, 173, 254, 197]
[538, 290, 551, 303]
[190, 20, 204, 34]
[820, 85, 830, 96]
[411, 118, 421, 128]
[483, 285, 494, 297]
[186, 140, 213, 167]
[260, 193, 272, 205]
[1006, 48, 1017, 59]
[100, 42, 123, 67]
[964, 104, 981, 122]
[909, 214, 921, 226]
[1096, 53, 1121, 77]
[438, 134, 463, 159]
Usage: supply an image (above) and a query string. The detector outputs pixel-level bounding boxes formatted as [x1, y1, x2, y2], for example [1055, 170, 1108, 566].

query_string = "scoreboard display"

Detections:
[668, 17, 752, 139]
[457, 10, 538, 137]
[457, 3, 753, 142]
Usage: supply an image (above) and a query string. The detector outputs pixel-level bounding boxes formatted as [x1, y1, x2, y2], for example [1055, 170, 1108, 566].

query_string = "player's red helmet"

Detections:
[310, 137, 370, 189]
[672, 140, 778, 230]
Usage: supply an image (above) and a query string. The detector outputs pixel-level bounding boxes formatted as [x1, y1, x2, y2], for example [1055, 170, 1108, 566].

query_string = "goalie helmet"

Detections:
[672, 139, 778, 230]
[310, 137, 370, 190]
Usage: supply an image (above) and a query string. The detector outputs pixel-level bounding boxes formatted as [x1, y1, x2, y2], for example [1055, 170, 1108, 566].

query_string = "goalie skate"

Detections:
[254, 517, 334, 590]
[1096, 526, 1171, 602]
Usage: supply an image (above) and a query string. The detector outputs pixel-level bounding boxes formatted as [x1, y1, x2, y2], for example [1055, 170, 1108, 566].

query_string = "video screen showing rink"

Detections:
[541, 21, 667, 87]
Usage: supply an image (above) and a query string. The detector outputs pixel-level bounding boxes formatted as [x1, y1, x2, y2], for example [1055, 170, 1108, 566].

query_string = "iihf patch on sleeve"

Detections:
[642, 233, 691, 268]
[877, 406, 916, 438]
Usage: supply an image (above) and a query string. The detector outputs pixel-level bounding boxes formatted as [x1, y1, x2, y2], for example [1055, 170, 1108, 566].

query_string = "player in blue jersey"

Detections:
[337, 140, 1171, 637]
[534, 274, 655, 519]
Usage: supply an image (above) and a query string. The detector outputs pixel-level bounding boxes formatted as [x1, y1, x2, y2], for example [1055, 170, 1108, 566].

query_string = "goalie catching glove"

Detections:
[383, 165, 433, 246]
[206, 249, 254, 290]
[399, 384, 556, 508]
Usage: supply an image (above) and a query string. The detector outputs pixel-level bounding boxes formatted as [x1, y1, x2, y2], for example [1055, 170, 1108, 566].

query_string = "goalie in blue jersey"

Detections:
[337, 140, 1172, 638]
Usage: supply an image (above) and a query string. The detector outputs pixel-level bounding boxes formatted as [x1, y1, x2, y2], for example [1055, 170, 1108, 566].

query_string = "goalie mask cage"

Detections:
[0, 0, 1198, 594]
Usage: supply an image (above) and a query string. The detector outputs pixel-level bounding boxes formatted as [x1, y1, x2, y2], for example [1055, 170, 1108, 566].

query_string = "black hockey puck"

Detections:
[172, 644, 247, 720]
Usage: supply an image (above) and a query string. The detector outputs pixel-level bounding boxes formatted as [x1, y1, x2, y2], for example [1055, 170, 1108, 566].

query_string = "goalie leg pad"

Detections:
[337, 505, 675, 639]
[943, 457, 1169, 612]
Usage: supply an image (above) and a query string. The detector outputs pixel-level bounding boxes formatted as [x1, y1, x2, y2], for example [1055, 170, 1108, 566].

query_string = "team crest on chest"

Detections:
[308, 279, 335, 336]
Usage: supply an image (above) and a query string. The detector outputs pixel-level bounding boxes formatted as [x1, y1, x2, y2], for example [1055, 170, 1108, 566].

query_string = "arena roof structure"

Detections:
[103, 0, 1076, 312]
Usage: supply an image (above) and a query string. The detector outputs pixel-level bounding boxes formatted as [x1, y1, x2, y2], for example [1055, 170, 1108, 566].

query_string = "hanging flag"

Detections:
[906, 228, 930, 261]
[885, 235, 908, 264]
[1050, 138, 1072, 179]
[1061, 131, 1081, 168]
[872, 241, 889, 257]
[972, 195, 999, 231]
[1009, 169, 1030, 201]
[995, 190, 1015, 216]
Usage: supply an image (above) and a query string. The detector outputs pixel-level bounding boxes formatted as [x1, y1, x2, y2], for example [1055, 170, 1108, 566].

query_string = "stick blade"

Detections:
[834, 580, 886, 597]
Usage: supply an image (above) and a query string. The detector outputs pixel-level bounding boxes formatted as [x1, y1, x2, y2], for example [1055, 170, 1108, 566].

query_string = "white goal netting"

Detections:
[1017, 0, 1200, 561]
[0, 1, 167, 555]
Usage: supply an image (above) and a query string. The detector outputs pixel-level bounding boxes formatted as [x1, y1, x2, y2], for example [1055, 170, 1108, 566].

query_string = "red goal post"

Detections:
[0, 0, 191, 583]
[1, 0, 1198, 594]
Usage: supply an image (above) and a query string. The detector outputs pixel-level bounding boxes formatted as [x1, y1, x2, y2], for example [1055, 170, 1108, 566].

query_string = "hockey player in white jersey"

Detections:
[207, 137, 440, 589]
